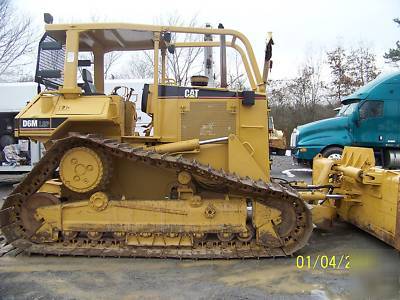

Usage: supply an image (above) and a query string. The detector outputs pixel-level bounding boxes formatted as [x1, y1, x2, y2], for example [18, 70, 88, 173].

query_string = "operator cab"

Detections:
[29, 18, 271, 141]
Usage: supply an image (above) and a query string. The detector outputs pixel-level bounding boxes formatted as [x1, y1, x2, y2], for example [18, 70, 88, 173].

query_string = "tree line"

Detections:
[269, 17, 400, 143]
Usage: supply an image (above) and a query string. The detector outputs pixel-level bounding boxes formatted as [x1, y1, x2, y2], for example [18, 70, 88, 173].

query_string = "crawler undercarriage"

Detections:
[0, 134, 312, 258]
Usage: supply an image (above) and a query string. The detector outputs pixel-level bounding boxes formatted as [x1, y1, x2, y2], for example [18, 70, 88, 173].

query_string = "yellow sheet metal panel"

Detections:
[238, 98, 269, 180]
[228, 135, 266, 181]
[181, 101, 236, 141]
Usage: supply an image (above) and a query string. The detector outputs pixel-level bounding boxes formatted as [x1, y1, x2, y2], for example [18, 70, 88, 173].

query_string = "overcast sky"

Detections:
[14, 0, 400, 80]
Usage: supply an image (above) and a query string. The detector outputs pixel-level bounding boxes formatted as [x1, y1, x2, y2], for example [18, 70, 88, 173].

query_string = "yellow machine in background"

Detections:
[268, 116, 287, 155]
[0, 17, 312, 258]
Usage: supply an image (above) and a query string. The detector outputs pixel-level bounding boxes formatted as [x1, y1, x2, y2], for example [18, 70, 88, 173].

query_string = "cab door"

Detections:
[353, 100, 386, 147]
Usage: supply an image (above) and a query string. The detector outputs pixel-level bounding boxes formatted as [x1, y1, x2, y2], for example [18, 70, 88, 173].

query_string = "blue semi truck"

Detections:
[291, 71, 400, 167]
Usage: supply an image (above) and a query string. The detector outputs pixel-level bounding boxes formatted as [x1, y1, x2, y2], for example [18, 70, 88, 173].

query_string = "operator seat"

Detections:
[81, 69, 96, 94]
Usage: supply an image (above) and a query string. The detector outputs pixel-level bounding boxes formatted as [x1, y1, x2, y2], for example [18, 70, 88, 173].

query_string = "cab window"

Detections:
[338, 102, 358, 116]
[359, 100, 384, 120]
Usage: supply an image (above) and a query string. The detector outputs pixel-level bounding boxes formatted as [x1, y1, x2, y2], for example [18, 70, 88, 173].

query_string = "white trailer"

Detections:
[0, 82, 42, 172]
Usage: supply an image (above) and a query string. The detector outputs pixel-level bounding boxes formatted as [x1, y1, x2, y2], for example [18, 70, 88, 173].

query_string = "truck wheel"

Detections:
[321, 147, 343, 160]
[0, 135, 15, 149]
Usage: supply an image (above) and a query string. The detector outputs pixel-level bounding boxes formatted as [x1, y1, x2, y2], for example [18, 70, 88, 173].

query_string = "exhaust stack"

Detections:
[218, 23, 227, 88]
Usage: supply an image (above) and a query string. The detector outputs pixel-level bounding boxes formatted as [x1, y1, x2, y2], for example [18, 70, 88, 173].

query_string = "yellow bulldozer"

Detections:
[0, 17, 313, 258]
[0, 16, 399, 258]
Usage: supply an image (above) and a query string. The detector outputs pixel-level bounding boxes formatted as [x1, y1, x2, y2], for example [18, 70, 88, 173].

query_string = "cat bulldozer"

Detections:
[0, 18, 314, 258]
[2, 17, 398, 258]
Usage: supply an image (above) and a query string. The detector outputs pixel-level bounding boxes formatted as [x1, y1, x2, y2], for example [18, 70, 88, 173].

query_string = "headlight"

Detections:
[290, 128, 299, 148]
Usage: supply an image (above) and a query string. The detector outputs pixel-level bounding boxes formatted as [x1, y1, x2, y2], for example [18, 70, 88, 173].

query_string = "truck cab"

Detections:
[291, 71, 400, 167]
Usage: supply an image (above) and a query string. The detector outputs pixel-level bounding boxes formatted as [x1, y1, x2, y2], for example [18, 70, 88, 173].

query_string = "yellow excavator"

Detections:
[0, 16, 398, 258]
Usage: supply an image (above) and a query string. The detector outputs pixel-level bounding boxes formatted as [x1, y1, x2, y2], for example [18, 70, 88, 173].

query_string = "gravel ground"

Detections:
[0, 156, 399, 299]
[271, 154, 312, 183]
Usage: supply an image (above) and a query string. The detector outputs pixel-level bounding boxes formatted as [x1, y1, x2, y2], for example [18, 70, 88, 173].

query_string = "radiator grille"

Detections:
[181, 102, 236, 141]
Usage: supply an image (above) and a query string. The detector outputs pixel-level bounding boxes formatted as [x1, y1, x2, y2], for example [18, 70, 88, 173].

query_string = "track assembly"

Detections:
[0, 134, 312, 258]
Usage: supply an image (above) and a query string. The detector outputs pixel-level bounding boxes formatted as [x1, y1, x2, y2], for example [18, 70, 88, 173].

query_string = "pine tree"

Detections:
[384, 18, 400, 64]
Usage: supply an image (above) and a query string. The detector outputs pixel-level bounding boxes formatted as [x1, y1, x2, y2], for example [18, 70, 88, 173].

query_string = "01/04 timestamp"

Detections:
[296, 255, 350, 270]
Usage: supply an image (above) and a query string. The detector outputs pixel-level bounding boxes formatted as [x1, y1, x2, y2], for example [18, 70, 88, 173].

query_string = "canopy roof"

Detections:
[45, 23, 244, 52]
[48, 28, 163, 52]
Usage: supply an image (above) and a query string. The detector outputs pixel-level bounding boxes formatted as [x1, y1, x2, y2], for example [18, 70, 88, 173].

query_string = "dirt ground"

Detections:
[0, 156, 399, 300]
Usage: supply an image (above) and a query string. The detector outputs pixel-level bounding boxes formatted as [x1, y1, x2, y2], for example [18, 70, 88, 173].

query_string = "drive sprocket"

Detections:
[59, 146, 111, 194]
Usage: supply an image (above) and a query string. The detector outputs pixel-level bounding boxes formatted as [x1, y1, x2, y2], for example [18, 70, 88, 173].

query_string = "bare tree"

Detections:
[227, 52, 246, 90]
[0, 0, 35, 80]
[122, 14, 203, 84]
[327, 44, 379, 102]
[292, 57, 327, 109]
[268, 56, 334, 142]
[347, 45, 379, 87]
[104, 51, 123, 79]
[326, 46, 353, 102]
[124, 51, 154, 79]
[165, 15, 203, 85]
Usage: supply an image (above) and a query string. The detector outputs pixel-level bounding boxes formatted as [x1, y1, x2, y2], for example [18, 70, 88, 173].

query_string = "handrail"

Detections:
[174, 41, 259, 91]
[46, 23, 264, 91]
